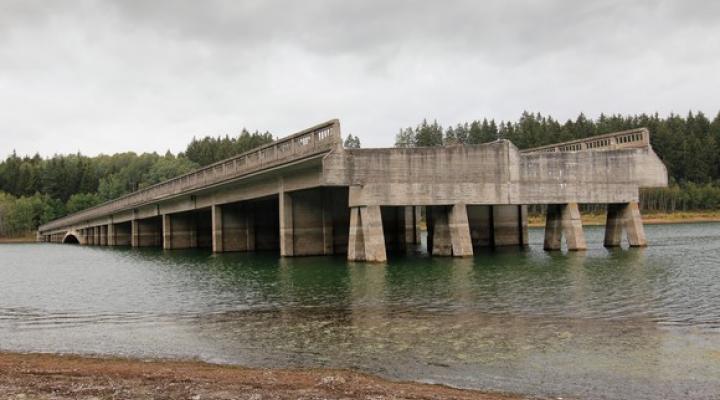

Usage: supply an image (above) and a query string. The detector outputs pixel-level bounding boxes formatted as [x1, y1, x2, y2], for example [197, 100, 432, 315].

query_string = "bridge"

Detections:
[38, 120, 668, 262]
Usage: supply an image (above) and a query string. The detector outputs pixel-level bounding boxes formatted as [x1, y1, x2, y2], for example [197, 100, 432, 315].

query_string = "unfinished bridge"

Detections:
[38, 119, 668, 262]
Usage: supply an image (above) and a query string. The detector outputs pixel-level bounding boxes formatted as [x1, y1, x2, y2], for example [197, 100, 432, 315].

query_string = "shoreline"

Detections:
[0, 351, 522, 400]
[528, 211, 720, 227]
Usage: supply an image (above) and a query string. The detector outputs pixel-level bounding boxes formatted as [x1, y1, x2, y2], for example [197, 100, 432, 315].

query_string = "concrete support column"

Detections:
[544, 203, 587, 251]
[604, 202, 647, 247]
[347, 205, 387, 262]
[99, 225, 107, 246]
[492, 205, 528, 247]
[107, 224, 116, 246]
[279, 192, 294, 256]
[220, 204, 256, 252]
[449, 204, 473, 257]
[430, 206, 452, 256]
[414, 206, 422, 243]
[163, 213, 198, 250]
[404, 206, 418, 244]
[162, 214, 172, 250]
[131, 220, 139, 247]
[212, 205, 223, 253]
[321, 191, 334, 255]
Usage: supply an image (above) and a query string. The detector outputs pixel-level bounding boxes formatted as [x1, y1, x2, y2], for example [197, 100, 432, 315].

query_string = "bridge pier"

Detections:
[492, 205, 528, 247]
[113, 222, 132, 246]
[405, 206, 422, 245]
[99, 225, 108, 246]
[132, 217, 163, 247]
[427, 205, 473, 256]
[544, 203, 587, 251]
[163, 213, 197, 250]
[107, 224, 115, 246]
[162, 209, 212, 250]
[348, 205, 387, 262]
[212, 203, 255, 253]
[604, 201, 647, 247]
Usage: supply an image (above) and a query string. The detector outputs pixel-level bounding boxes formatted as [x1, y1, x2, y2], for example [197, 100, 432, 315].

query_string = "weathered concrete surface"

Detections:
[605, 201, 647, 247]
[38, 120, 667, 261]
[348, 205, 387, 262]
[544, 203, 587, 251]
[448, 204, 473, 257]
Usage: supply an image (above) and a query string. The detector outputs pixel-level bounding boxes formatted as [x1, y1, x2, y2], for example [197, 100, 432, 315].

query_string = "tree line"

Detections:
[395, 111, 720, 213]
[1, 112, 718, 237]
[0, 130, 273, 237]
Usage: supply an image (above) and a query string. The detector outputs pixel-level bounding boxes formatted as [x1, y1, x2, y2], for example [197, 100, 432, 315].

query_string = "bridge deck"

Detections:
[38, 120, 668, 261]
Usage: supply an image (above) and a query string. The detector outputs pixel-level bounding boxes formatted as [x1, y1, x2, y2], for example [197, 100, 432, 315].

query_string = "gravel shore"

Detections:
[0, 352, 525, 400]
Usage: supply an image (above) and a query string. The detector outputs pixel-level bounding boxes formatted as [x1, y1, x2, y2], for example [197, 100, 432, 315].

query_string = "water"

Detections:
[1, 223, 720, 399]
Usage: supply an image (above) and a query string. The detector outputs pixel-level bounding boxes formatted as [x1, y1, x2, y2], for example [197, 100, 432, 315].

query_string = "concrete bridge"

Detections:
[38, 119, 668, 262]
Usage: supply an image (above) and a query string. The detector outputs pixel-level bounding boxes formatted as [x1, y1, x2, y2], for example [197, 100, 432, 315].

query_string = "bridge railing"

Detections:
[520, 128, 650, 154]
[39, 119, 341, 232]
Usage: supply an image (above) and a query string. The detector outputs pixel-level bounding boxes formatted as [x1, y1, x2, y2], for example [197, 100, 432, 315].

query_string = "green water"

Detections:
[1, 223, 719, 399]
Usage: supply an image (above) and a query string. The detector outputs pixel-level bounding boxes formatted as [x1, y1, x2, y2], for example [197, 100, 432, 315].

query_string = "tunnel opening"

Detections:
[62, 234, 80, 244]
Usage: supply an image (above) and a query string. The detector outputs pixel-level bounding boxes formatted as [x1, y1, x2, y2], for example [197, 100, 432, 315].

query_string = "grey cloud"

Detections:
[0, 0, 719, 156]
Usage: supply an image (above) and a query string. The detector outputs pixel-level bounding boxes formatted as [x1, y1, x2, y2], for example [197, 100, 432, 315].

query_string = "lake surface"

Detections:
[1, 223, 719, 399]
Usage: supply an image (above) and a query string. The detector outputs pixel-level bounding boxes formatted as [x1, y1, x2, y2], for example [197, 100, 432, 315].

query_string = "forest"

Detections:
[1, 112, 718, 237]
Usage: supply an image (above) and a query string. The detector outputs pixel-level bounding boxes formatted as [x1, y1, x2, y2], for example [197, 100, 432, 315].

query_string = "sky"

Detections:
[1, 0, 719, 157]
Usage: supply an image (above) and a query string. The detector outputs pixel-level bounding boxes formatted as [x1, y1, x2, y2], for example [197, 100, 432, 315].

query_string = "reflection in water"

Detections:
[1, 224, 720, 400]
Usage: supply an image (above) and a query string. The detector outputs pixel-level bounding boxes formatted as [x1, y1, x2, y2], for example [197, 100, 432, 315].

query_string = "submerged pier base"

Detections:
[604, 201, 647, 247]
[544, 203, 587, 251]
[348, 205, 387, 262]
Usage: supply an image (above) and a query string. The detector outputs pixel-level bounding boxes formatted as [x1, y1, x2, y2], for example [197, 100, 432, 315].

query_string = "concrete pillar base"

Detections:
[544, 203, 587, 251]
[99, 225, 108, 246]
[604, 201, 647, 247]
[347, 205, 387, 262]
[492, 205, 528, 247]
[131, 220, 139, 247]
[107, 224, 116, 246]
[280, 191, 294, 256]
[449, 204, 473, 257]
[212, 205, 223, 253]
[431, 206, 452, 256]
[163, 213, 198, 250]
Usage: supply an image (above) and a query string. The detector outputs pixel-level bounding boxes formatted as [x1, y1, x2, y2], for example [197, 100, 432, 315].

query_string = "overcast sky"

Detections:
[1, 0, 719, 157]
